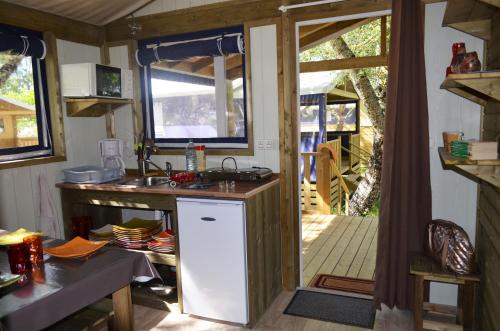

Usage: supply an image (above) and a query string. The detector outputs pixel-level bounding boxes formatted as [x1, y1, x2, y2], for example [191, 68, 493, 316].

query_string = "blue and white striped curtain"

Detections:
[136, 33, 244, 67]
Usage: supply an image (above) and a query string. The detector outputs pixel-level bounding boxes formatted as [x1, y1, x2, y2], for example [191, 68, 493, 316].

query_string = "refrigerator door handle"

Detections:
[201, 217, 216, 222]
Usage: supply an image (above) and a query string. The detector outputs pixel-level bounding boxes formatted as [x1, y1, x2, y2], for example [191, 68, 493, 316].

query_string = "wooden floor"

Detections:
[126, 291, 412, 330]
[302, 214, 378, 286]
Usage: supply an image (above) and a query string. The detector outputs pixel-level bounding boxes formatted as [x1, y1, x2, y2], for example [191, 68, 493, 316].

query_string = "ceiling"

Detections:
[4, 0, 152, 26]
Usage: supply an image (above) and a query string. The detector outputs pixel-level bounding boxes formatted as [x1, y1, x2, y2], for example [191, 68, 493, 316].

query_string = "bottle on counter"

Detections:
[185, 140, 197, 171]
[196, 145, 206, 171]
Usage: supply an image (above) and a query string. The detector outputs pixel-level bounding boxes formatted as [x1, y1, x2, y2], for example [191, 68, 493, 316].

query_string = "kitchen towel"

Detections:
[37, 174, 60, 239]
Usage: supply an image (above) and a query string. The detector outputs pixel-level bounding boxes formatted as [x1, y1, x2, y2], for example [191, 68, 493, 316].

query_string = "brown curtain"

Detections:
[374, 0, 432, 310]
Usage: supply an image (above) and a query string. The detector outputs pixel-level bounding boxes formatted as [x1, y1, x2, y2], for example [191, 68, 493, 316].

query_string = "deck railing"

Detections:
[301, 138, 350, 215]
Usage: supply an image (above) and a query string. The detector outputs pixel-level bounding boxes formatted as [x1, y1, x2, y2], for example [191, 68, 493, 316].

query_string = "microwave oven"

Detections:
[61, 63, 133, 99]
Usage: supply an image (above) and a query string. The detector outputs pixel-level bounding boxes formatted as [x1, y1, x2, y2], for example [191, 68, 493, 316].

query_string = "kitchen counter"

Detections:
[56, 173, 282, 326]
[56, 174, 279, 199]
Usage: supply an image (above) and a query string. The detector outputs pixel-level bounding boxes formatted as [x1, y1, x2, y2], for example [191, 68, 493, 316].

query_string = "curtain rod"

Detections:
[278, 0, 346, 13]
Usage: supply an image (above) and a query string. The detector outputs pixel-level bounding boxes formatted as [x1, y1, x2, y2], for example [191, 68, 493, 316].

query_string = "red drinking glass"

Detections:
[7, 243, 30, 274]
[23, 235, 44, 265]
[72, 216, 92, 239]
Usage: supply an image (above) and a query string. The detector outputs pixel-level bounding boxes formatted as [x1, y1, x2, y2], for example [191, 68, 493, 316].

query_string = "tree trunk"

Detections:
[0, 55, 22, 89]
[330, 37, 385, 216]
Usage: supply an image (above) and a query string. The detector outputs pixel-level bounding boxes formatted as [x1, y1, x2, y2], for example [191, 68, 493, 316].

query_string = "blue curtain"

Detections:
[300, 94, 326, 182]
[136, 34, 244, 67]
[0, 33, 46, 59]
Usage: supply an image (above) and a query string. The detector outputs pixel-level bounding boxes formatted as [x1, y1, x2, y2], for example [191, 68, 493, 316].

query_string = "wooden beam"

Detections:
[192, 57, 214, 73]
[442, 0, 496, 41]
[43, 32, 66, 159]
[280, 11, 301, 290]
[299, 22, 334, 38]
[381, 16, 387, 56]
[104, 0, 283, 42]
[300, 55, 388, 73]
[299, 18, 375, 51]
[127, 40, 143, 145]
[479, 0, 500, 8]
[0, 1, 103, 45]
[226, 55, 243, 70]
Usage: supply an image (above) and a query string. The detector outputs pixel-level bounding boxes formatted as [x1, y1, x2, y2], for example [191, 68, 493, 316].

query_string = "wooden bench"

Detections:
[410, 254, 480, 331]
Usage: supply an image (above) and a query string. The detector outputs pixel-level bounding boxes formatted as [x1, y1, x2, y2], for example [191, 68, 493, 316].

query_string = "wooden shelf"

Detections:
[442, 0, 497, 40]
[438, 147, 500, 189]
[64, 98, 132, 117]
[440, 71, 500, 106]
[479, 0, 500, 10]
[121, 247, 176, 267]
[438, 147, 500, 166]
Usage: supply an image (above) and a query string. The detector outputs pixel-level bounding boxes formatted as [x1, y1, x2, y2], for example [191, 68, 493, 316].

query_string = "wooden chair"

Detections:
[410, 254, 480, 331]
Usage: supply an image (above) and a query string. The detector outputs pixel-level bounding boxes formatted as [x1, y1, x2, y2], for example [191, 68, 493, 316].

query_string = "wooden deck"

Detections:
[302, 214, 378, 286]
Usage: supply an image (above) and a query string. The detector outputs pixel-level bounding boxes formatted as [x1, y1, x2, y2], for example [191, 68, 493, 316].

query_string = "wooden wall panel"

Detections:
[476, 7, 500, 331]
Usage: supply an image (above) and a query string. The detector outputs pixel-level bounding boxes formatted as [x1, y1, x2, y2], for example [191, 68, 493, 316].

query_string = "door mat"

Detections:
[284, 290, 375, 329]
[311, 274, 375, 295]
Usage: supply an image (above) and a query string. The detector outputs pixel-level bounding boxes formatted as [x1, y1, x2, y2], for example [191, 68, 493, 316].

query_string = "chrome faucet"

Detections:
[137, 139, 172, 177]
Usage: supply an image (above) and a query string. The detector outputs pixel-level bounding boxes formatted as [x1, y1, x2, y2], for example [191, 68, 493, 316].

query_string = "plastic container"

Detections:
[185, 140, 197, 171]
[196, 145, 206, 171]
[63, 165, 121, 184]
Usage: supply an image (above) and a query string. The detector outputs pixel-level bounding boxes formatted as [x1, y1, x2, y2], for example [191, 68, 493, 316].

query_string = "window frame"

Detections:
[0, 23, 53, 162]
[139, 26, 252, 152]
[325, 99, 360, 135]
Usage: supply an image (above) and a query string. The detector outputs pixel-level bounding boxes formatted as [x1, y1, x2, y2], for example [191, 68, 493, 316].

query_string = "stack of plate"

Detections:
[147, 230, 175, 253]
[89, 224, 113, 241]
[112, 218, 162, 249]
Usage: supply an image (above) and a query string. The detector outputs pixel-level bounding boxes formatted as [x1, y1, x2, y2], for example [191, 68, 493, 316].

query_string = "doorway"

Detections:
[296, 10, 390, 294]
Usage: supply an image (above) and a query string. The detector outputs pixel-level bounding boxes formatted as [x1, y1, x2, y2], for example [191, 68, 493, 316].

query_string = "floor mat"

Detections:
[284, 290, 375, 329]
[311, 274, 375, 295]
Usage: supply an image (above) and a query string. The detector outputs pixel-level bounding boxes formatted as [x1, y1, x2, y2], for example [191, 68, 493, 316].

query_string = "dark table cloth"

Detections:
[0, 240, 159, 330]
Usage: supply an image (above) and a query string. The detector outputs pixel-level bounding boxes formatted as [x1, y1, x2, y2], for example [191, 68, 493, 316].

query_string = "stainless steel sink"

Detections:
[117, 176, 175, 188]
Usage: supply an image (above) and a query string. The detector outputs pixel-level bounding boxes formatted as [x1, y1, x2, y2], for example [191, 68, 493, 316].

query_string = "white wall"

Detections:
[0, 20, 280, 236]
[111, 25, 281, 173]
[425, 2, 482, 305]
[0, 40, 106, 237]
[135, 0, 230, 16]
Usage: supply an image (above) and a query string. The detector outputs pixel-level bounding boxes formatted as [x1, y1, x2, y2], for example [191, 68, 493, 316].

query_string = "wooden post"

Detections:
[381, 16, 387, 56]
[316, 148, 331, 214]
[112, 285, 134, 331]
[462, 281, 476, 331]
[101, 45, 115, 139]
[105, 105, 116, 138]
[303, 154, 311, 210]
[345, 192, 349, 215]
[43, 32, 66, 158]
[414, 275, 424, 331]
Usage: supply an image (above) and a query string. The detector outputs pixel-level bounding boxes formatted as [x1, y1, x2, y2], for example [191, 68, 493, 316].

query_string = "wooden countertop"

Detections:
[56, 174, 280, 199]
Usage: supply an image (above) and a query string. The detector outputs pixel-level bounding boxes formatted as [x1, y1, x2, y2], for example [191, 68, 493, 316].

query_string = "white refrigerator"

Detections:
[176, 198, 249, 325]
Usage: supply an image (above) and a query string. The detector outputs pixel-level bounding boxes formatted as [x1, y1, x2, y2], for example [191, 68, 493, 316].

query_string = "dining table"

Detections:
[0, 238, 160, 331]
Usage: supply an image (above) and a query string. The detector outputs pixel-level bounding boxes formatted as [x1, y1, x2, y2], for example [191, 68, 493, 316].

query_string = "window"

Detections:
[0, 24, 52, 162]
[138, 26, 248, 149]
[326, 100, 359, 133]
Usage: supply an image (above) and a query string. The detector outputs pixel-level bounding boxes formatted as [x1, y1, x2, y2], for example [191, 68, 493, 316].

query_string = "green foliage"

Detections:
[0, 54, 36, 106]
[300, 17, 391, 103]
[366, 198, 380, 217]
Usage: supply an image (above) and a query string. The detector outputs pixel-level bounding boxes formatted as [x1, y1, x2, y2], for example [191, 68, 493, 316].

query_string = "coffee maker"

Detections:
[99, 139, 126, 175]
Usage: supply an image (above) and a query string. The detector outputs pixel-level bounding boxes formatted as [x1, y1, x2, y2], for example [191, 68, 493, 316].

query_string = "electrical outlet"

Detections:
[257, 140, 265, 150]
[265, 139, 274, 150]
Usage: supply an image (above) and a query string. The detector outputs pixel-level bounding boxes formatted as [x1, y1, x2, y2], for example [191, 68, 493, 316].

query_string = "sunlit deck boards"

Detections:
[302, 214, 378, 286]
